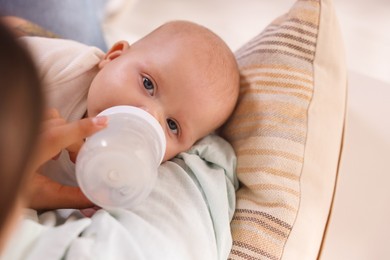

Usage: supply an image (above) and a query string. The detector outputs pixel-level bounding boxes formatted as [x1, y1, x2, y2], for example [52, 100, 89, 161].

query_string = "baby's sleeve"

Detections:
[18, 36, 104, 87]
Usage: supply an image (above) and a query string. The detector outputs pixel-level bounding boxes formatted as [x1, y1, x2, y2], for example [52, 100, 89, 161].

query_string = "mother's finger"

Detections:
[43, 108, 61, 120]
[67, 139, 84, 163]
[34, 116, 108, 167]
[28, 174, 94, 210]
[40, 118, 67, 133]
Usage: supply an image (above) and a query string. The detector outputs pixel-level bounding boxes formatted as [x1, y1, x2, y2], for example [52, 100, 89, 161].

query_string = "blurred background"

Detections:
[103, 0, 390, 85]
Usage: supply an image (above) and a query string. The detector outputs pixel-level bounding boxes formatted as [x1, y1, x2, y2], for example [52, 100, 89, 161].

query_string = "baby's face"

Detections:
[87, 40, 226, 161]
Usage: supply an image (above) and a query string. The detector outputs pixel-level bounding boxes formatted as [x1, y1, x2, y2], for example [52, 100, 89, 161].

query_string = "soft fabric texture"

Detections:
[19, 36, 104, 186]
[19, 36, 103, 123]
[221, 0, 347, 259]
[1, 135, 238, 260]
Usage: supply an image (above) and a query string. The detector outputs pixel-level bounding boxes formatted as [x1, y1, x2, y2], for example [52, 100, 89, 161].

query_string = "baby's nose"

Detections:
[139, 106, 163, 125]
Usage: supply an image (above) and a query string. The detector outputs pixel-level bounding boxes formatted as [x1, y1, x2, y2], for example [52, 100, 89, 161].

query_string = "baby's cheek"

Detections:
[163, 143, 177, 162]
[162, 149, 172, 162]
[164, 141, 193, 162]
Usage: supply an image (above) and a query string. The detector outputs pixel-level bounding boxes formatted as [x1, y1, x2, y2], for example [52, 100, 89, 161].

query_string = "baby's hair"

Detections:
[150, 20, 240, 129]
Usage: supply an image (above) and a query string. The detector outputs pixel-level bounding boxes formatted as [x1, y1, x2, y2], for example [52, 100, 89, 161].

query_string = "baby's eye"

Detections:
[167, 119, 179, 135]
[143, 77, 154, 95]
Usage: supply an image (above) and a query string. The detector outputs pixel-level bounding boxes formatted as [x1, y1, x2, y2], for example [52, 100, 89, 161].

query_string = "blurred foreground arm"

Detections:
[1, 16, 58, 38]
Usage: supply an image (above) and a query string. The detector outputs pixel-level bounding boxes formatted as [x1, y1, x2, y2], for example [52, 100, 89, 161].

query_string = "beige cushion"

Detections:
[221, 0, 347, 259]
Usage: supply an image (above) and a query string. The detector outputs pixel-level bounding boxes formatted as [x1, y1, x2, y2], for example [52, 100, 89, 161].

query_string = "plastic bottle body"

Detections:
[76, 106, 166, 209]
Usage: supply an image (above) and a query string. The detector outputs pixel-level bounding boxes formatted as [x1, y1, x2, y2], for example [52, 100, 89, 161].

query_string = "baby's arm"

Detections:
[27, 109, 107, 210]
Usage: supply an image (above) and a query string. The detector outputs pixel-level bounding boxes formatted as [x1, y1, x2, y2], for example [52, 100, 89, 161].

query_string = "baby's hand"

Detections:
[28, 108, 107, 210]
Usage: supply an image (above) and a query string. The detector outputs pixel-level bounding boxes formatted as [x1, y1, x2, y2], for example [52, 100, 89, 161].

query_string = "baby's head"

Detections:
[88, 21, 239, 161]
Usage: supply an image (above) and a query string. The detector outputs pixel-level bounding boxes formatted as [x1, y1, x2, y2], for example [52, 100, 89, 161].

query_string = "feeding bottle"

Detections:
[76, 105, 166, 209]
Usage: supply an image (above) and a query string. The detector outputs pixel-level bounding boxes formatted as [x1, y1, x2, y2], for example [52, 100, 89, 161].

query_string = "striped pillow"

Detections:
[221, 0, 347, 259]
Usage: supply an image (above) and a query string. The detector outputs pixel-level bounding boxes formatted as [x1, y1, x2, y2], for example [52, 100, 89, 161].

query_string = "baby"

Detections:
[20, 20, 239, 205]
[87, 21, 239, 161]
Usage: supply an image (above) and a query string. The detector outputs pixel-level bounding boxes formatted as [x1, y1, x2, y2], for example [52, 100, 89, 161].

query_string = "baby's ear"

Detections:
[98, 41, 130, 69]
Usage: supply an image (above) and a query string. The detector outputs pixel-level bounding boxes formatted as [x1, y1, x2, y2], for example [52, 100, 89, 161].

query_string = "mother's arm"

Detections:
[1, 16, 58, 38]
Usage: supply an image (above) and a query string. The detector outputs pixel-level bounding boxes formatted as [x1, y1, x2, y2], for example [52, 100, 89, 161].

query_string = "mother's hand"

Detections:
[28, 109, 107, 210]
